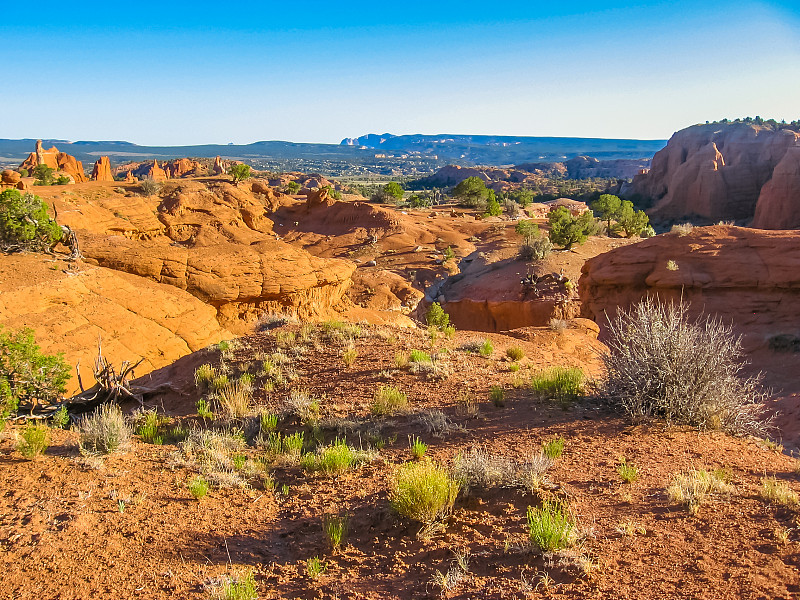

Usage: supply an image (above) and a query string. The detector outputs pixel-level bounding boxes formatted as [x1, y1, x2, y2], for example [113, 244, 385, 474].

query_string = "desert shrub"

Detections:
[51, 404, 70, 429]
[259, 411, 278, 433]
[548, 206, 598, 249]
[519, 232, 553, 261]
[670, 223, 694, 236]
[417, 409, 457, 436]
[548, 318, 568, 331]
[138, 178, 162, 196]
[760, 477, 799, 507]
[322, 513, 349, 550]
[284, 181, 302, 194]
[506, 346, 525, 362]
[188, 475, 210, 500]
[282, 431, 305, 456]
[483, 197, 502, 217]
[228, 164, 252, 184]
[0, 189, 62, 252]
[478, 339, 493, 357]
[442, 246, 455, 261]
[78, 404, 132, 455]
[516, 453, 555, 493]
[527, 501, 575, 551]
[341, 344, 358, 367]
[32, 164, 56, 186]
[600, 298, 769, 435]
[17, 423, 50, 458]
[391, 460, 461, 523]
[542, 437, 565, 459]
[452, 447, 514, 492]
[213, 570, 258, 600]
[372, 385, 408, 415]
[0, 327, 70, 419]
[617, 458, 639, 483]
[134, 409, 166, 444]
[426, 302, 451, 330]
[196, 398, 214, 419]
[530, 367, 584, 402]
[489, 385, 505, 407]
[306, 557, 326, 578]
[431, 550, 470, 594]
[666, 468, 733, 514]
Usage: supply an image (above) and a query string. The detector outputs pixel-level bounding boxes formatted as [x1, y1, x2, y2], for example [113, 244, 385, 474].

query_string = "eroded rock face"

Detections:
[19, 140, 87, 183]
[48, 180, 355, 332]
[578, 225, 800, 350]
[0, 254, 229, 395]
[623, 122, 800, 226]
[91, 156, 114, 182]
[213, 156, 225, 175]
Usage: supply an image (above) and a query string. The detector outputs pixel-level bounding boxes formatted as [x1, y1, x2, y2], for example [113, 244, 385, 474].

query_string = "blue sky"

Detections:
[2, 1, 798, 145]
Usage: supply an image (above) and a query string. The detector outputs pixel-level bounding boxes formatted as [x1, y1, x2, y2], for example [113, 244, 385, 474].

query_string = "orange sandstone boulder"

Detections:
[91, 156, 114, 182]
[1, 170, 21, 185]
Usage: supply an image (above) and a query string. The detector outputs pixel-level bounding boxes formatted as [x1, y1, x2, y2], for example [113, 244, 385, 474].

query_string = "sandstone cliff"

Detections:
[579, 225, 800, 351]
[623, 122, 800, 227]
[18, 140, 87, 183]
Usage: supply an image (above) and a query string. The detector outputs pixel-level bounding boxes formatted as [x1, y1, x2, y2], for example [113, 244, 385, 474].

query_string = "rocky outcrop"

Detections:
[1, 170, 21, 186]
[752, 146, 800, 229]
[579, 225, 800, 351]
[81, 235, 355, 331]
[18, 140, 87, 183]
[147, 160, 168, 181]
[213, 155, 225, 175]
[91, 156, 114, 182]
[0, 254, 229, 396]
[623, 122, 800, 226]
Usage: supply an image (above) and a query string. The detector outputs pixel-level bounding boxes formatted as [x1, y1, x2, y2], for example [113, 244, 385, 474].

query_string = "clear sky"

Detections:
[2, 1, 798, 145]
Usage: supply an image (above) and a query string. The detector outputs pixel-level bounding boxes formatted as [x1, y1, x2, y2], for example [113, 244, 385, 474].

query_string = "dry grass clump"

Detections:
[455, 389, 479, 418]
[372, 385, 408, 416]
[78, 404, 132, 455]
[286, 388, 321, 423]
[515, 453, 555, 494]
[175, 428, 255, 489]
[670, 223, 694, 236]
[300, 438, 373, 474]
[431, 550, 470, 594]
[600, 298, 770, 436]
[417, 409, 458, 436]
[452, 447, 514, 493]
[17, 423, 50, 459]
[666, 468, 733, 515]
[215, 378, 254, 419]
[760, 477, 799, 507]
[506, 346, 525, 362]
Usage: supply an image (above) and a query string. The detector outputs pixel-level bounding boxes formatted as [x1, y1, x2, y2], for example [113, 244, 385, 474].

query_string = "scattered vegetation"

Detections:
[372, 385, 408, 415]
[0, 189, 63, 252]
[452, 447, 514, 493]
[617, 458, 639, 483]
[600, 298, 769, 435]
[530, 367, 584, 402]
[760, 477, 799, 507]
[547, 206, 598, 249]
[425, 302, 451, 331]
[78, 404, 132, 455]
[228, 163, 252, 184]
[17, 423, 50, 459]
[301, 438, 371, 474]
[409, 435, 428, 460]
[527, 501, 576, 551]
[478, 339, 494, 358]
[542, 437, 565, 460]
[1, 326, 71, 419]
[489, 385, 505, 407]
[506, 346, 525, 362]
[666, 468, 733, 515]
[322, 513, 349, 550]
[390, 460, 461, 524]
[431, 550, 470, 594]
[306, 557, 326, 579]
[188, 475, 210, 500]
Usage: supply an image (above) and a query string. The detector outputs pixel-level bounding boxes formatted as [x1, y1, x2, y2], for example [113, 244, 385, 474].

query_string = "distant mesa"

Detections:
[340, 133, 398, 147]
[18, 139, 87, 183]
[623, 121, 800, 228]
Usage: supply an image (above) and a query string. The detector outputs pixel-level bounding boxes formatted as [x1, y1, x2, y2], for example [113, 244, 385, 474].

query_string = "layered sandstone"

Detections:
[579, 225, 800, 350]
[0, 254, 229, 395]
[91, 156, 114, 182]
[18, 140, 87, 182]
[623, 122, 800, 226]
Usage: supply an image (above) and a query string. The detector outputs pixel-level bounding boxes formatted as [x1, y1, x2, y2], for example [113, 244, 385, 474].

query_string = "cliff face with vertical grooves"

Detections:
[623, 122, 800, 228]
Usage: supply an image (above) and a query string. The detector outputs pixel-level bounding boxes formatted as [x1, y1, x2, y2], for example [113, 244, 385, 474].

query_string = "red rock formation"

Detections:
[147, 160, 168, 181]
[1, 170, 21, 186]
[623, 123, 800, 224]
[213, 156, 225, 175]
[752, 146, 800, 229]
[18, 140, 87, 183]
[125, 171, 136, 183]
[579, 225, 800, 350]
[91, 156, 114, 182]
